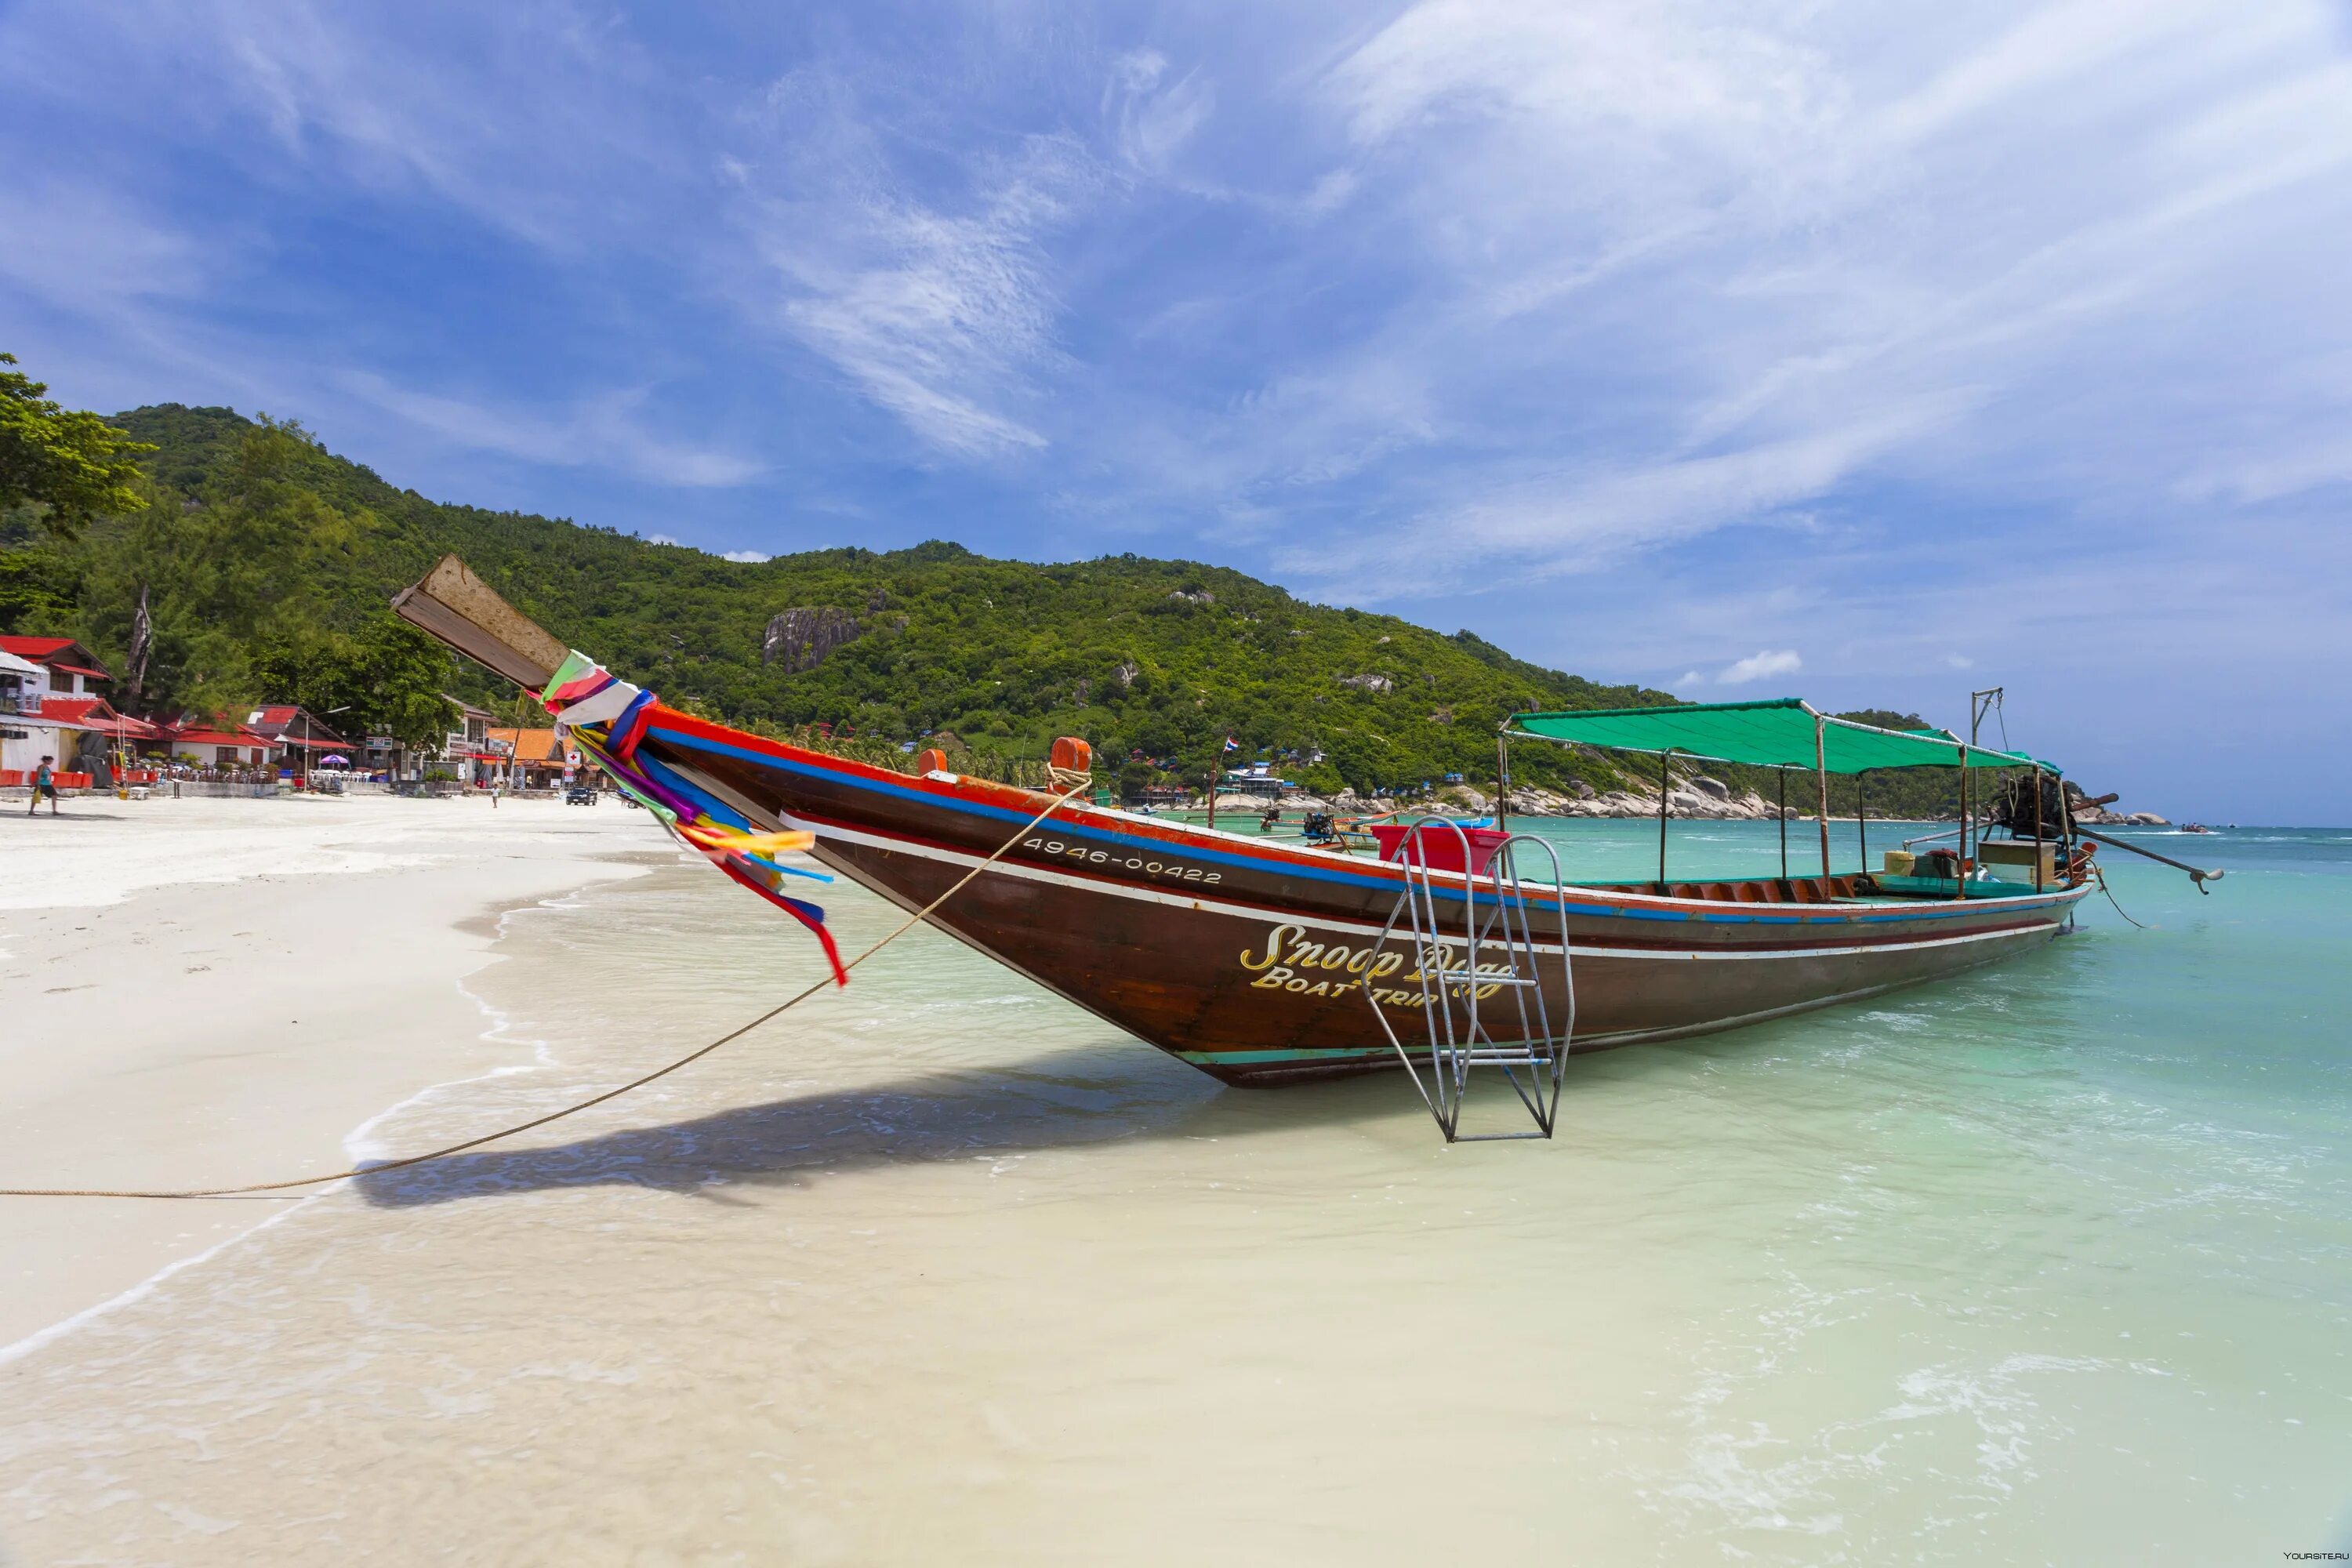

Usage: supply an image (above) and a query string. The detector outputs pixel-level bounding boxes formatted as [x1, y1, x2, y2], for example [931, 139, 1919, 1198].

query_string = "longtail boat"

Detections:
[396, 557, 2117, 1138]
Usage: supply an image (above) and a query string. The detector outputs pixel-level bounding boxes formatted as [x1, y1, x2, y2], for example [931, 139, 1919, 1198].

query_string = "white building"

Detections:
[0, 641, 134, 779]
[0, 647, 58, 777]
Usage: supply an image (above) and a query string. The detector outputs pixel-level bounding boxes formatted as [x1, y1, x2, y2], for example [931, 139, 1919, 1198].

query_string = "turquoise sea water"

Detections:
[2, 820, 2346, 1563]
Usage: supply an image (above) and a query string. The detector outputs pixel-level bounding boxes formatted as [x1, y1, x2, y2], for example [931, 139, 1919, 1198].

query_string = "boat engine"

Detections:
[1990, 771, 2070, 839]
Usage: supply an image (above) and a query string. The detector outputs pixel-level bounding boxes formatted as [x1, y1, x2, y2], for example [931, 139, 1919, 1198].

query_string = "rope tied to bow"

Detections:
[0, 780, 1091, 1202]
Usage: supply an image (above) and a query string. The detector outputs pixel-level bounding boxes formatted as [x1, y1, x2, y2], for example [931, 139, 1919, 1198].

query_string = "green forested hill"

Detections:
[0, 398, 2002, 812]
[3, 404, 1674, 796]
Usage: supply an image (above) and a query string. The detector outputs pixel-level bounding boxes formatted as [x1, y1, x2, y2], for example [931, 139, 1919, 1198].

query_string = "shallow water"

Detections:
[3, 822, 2348, 1563]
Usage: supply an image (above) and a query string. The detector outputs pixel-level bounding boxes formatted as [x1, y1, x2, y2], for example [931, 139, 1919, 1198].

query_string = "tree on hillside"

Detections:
[0, 352, 153, 538]
[0, 535, 79, 632]
[1834, 708, 1930, 733]
[248, 615, 456, 751]
[76, 416, 456, 724]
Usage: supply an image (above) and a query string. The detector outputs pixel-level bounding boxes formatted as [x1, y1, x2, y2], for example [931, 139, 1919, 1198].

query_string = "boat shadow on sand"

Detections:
[345, 960, 2072, 1210]
[350, 1041, 1519, 1208]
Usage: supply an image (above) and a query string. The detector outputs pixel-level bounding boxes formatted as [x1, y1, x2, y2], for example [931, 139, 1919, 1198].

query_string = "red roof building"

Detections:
[2, 690, 160, 779]
[244, 704, 352, 751]
[0, 637, 112, 695]
[485, 727, 576, 783]
[154, 717, 275, 768]
[40, 696, 162, 741]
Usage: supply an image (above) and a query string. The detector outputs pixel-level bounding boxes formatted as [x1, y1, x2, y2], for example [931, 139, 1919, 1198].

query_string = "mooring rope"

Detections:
[2093, 866, 2151, 931]
[1, 782, 1088, 1201]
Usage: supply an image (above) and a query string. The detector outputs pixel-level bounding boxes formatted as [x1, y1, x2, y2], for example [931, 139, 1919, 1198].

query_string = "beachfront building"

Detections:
[244, 704, 353, 776]
[352, 732, 403, 781]
[0, 637, 155, 784]
[333, 697, 498, 782]
[0, 636, 113, 696]
[0, 646, 58, 780]
[154, 717, 275, 770]
[1218, 760, 1294, 801]
[40, 697, 160, 783]
[484, 727, 575, 788]
[435, 698, 502, 784]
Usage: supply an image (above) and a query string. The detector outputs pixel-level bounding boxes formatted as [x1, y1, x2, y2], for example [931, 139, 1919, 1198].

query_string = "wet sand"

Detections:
[0, 794, 651, 1355]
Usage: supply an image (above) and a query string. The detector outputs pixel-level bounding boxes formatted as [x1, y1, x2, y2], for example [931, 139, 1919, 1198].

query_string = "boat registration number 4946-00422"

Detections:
[1024, 836, 1223, 884]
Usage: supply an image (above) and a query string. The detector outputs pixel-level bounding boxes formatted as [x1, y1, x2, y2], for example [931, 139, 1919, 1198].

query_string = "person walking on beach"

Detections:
[27, 754, 59, 815]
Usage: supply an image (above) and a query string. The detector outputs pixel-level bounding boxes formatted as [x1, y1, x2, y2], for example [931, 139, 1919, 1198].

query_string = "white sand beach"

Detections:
[0, 793, 652, 1354]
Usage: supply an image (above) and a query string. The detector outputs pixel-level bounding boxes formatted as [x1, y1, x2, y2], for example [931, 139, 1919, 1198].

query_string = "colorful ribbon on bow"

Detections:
[537, 650, 848, 985]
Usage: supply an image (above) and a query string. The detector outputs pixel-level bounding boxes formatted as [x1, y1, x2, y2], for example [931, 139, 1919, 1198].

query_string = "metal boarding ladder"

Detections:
[1360, 818, 1576, 1143]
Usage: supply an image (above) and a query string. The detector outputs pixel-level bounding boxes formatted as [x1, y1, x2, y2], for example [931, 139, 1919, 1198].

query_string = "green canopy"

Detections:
[1504, 699, 2049, 774]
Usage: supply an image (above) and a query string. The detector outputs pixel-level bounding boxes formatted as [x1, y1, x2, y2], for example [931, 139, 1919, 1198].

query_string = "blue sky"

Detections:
[5, 1, 2348, 820]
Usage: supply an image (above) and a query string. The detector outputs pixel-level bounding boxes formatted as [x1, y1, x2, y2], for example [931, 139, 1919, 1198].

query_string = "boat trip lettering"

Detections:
[1237, 922, 1508, 1007]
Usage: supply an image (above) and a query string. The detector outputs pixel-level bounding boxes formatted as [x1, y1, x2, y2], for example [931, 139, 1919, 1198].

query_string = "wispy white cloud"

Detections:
[730, 67, 1101, 457]
[182, 0, 684, 252]
[720, 549, 771, 563]
[1104, 49, 1215, 175]
[339, 373, 761, 488]
[757, 142, 1086, 456]
[0, 181, 213, 307]
[1719, 648, 1802, 686]
[1327, 0, 1835, 159]
[1276, 401, 1942, 599]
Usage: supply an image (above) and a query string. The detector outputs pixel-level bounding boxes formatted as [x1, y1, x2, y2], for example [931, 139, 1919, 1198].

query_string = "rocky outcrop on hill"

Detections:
[761, 607, 863, 673]
[2063, 782, 2169, 826]
[1512, 785, 1786, 820]
[1183, 782, 1799, 820]
[2074, 807, 2171, 826]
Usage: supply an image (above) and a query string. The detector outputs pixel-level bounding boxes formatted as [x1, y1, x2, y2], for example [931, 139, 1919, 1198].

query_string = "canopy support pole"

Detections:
[1954, 744, 1969, 900]
[1657, 749, 1671, 889]
[1495, 734, 1508, 835]
[1813, 718, 1831, 880]
[2057, 769, 2072, 887]
[1778, 771, 1788, 879]
[2034, 767, 2045, 893]
[1857, 771, 1867, 875]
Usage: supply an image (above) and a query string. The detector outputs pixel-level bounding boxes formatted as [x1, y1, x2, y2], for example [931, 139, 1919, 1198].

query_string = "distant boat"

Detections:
[2181, 823, 2214, 834]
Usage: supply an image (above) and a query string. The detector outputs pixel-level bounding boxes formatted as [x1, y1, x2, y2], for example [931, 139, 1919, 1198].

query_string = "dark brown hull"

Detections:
[637, 710, 2090, 1086]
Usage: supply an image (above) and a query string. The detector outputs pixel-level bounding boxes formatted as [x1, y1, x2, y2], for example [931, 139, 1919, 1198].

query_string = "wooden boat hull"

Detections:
[636, 710, 2092, 1087]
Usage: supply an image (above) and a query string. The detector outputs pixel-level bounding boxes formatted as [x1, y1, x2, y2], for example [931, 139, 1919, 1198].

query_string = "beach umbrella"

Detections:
[318, 753, 351, 766]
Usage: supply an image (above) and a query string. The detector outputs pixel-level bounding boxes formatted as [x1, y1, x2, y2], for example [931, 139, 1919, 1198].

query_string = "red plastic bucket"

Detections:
[1367, 822, 1512, 876]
